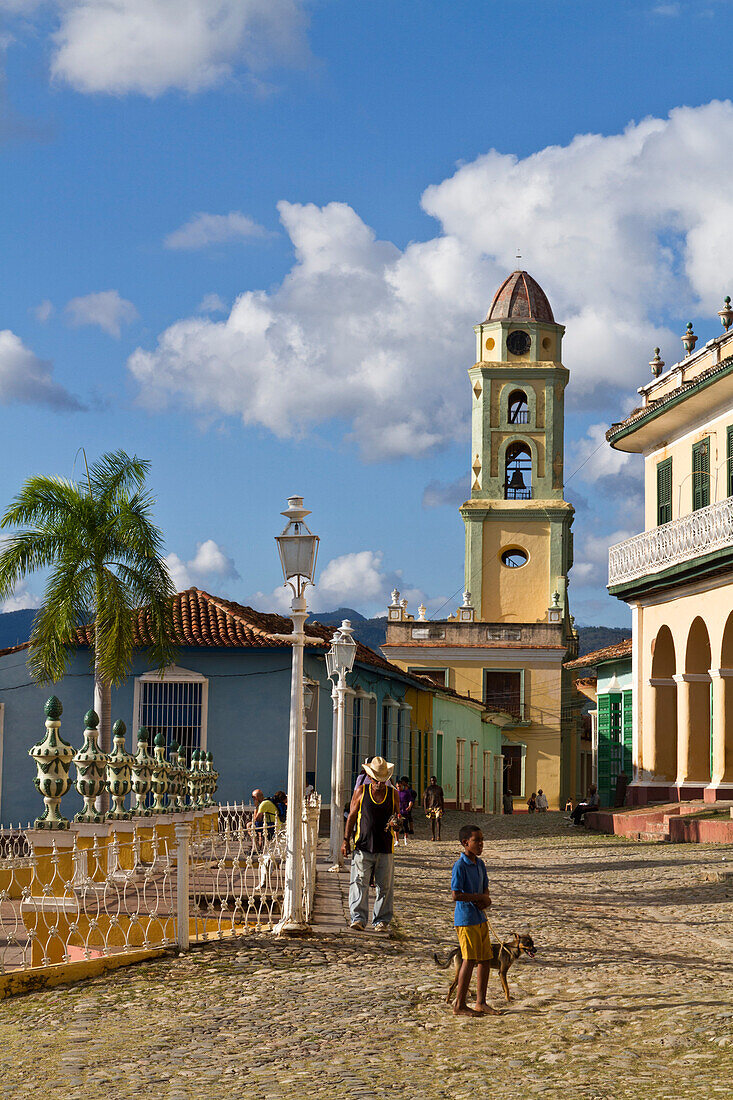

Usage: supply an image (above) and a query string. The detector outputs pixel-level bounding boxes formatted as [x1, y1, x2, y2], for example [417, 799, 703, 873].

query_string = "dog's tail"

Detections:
[433, 948, 460, 969]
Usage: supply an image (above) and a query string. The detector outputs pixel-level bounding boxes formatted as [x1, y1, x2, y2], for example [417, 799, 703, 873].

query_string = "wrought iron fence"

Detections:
[0, 797, 321, 980]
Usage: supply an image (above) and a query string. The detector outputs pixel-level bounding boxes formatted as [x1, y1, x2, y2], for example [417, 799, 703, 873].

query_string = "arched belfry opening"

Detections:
[508, 389, 529, 424]
[504, 442, 532, 500]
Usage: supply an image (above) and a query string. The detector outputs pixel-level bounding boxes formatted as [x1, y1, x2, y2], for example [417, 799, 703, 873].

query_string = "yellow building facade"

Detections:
[608, 311, 733, 803]
[383, 271, 580, 809]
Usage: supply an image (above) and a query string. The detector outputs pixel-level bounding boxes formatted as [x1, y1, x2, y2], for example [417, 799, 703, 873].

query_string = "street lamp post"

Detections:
[326, 620, 357, 870]
[271, 496, 319, 934]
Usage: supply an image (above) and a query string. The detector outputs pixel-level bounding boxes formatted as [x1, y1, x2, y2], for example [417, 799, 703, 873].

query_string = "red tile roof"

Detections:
[2, 588, 471, 696]
[564, 639, 632, 670]
[485, 270, 555, 323]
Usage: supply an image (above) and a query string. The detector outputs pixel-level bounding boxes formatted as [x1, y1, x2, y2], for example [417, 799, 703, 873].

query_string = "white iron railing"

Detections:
[0, 826, 177, 972]
[0, 797, 320, 980]
[301, 794, 321, 923]
[608, 497, 733, 587]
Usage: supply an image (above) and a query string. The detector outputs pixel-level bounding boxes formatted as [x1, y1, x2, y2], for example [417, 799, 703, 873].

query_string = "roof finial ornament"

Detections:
[681, 321, 698, 356]
[649, 347, 665, 377]
[719, 296, 733, 332]
[516, 248, 522, 265]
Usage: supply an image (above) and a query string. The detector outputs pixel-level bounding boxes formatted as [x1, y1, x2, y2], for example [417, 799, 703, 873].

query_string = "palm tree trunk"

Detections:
[94, 648, 111, 813]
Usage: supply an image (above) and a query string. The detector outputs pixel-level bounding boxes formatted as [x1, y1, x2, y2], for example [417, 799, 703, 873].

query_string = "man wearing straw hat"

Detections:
[341, 756, 399, 932]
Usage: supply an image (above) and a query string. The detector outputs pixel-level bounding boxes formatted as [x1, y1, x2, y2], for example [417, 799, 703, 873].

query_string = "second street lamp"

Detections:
[271, 495, 319, 933]
[326, 619, 357, 869]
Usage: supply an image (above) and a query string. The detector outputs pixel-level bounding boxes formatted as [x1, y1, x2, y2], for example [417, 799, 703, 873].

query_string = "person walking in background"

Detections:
[404, 776, 417, 834]
[397, 777, 414, 844]
[502, 788, 513, 815]
[536, 789, 549, 812]
[423, 774, 445, 841]
[342, 756, 399, 932]
[527, 792, 537, 813]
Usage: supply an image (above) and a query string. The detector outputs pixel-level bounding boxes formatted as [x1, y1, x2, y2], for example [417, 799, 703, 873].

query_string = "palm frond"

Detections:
[0, 532, 71, 600]
[93, 567, 137, 686]
[1, 477, 85, 529]
[89, 451, 149, 505]
[27, 562, 95, 683]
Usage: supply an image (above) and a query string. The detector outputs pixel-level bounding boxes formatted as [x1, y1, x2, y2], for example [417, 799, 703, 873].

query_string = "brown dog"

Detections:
[434, 932, 537, 1003]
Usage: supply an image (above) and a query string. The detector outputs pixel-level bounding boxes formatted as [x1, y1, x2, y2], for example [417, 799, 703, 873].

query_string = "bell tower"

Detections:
[383, 269, 581, 811]
[461, 270, 575, 626]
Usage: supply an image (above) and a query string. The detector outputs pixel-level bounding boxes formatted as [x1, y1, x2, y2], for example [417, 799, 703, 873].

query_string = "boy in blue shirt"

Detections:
[450, 824, 501, 1016]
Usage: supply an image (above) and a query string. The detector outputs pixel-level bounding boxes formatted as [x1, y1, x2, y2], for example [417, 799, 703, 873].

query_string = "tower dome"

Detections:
[485, 270, 555, 324]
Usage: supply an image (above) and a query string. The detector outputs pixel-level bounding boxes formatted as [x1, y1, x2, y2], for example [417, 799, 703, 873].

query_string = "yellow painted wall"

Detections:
[390, 654, 564, 808]
[480, 518, 551, 622]
[455, 657, 563, 809]
[635, 577, 733, 782]
[644, 402, 733, 529]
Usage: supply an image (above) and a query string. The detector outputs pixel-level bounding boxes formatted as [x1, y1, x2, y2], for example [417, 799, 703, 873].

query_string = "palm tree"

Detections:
[0, 450, 176, 763]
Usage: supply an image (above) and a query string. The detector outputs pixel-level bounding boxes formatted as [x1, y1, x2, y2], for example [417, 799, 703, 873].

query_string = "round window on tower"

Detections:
[507, 330, 531, 355]
[501, 547, 529, 569]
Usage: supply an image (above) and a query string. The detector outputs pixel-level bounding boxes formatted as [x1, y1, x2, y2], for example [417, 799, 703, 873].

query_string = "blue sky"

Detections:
[1, 0, 733, 626]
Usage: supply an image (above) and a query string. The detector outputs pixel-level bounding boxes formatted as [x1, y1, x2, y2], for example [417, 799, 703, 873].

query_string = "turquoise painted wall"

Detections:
[432, 695, 502, 812]
[597, 658, 633, 695]
[0, 643, 415, 827]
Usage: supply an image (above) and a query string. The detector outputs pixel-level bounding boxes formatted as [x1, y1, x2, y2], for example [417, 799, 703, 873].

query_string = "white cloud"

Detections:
[652, 3, 681, 15]
[253, 548, 447, 619]
[129, 102, 733, 460]
[45, 0, 308, 97]
[165, 212, 268, 251]
[1, 579, 41, 613]
[65, 290, 138, 338]
[33, 299, 54, 323]
[197, 293, 228, 315]
[0, 329, 82, 409]
[573, 527, 637, 589]
[569, 423, 640, 484]
[165, 539, 239, 592]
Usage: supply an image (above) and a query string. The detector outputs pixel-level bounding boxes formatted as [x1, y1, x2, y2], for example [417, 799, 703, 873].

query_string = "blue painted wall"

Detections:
[0, 643, 415, 827]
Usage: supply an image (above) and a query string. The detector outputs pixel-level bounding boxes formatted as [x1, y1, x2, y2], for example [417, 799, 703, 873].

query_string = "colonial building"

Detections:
[607, 304, 733, 804]
[383, 271, 580, 810]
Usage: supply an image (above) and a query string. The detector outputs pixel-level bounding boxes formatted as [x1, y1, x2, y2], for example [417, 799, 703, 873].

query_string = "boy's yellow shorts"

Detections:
[455, 921, 492, 961]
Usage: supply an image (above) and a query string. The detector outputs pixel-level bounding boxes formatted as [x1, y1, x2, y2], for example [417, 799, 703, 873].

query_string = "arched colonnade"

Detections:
[643, 612, 733, 794]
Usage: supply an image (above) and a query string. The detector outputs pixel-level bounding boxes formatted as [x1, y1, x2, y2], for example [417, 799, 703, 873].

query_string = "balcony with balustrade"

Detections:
[608, 496, 733, 597]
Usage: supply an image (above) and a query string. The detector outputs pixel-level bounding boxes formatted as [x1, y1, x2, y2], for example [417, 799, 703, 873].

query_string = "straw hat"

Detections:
[363, 756, 394, 782]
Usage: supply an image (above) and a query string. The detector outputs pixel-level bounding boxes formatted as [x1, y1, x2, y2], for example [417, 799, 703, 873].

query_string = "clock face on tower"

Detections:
[507, 329, 531, 356]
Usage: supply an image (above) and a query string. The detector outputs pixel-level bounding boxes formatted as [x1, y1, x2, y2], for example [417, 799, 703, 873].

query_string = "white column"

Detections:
[175, 820, 191, 950]
[329, 673, 348, 868]
[279, 595, 307, 931]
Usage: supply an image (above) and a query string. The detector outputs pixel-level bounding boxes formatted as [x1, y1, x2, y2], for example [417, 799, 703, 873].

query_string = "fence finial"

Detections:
[106, 720, 134, 820]
[131, 726, 154, 816]
[29, 697, 74, 829]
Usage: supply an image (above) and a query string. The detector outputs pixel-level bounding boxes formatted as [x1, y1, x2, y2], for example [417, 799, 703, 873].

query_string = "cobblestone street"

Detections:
[1, 811, 732, 1100]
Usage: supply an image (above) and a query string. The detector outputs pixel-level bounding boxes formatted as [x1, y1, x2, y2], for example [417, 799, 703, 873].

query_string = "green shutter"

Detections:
[727, 426, 733, 498]
[598, 694, 612, 805]
[704, 677, 708, 783]
[692, 438, 710, 511]
[657, 458, 672, 525]
[622, 690, 633, 775]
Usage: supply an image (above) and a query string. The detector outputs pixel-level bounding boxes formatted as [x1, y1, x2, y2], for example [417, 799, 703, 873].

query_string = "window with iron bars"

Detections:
[136, 673, 207, 765]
